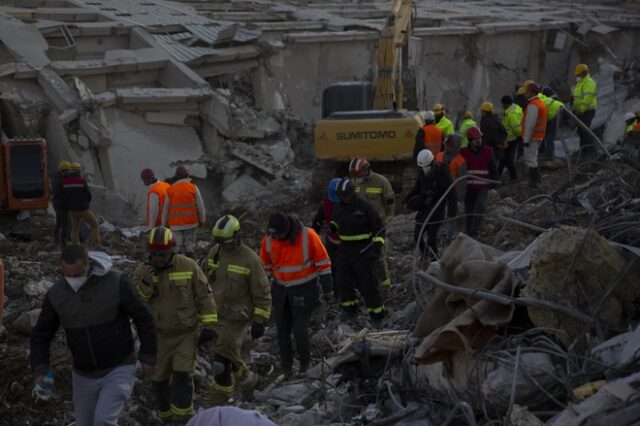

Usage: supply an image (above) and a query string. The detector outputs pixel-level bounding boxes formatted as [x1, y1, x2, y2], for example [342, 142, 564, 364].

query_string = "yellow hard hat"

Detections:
[58, 160, 71, 171]
[516, 79, 534, 95]
[575, 63, 588, 76]
[432, 103, 444, 113]
[480, 101, 493, 112]
[463, 111, 473, 119]
[70, 162, 82, 171]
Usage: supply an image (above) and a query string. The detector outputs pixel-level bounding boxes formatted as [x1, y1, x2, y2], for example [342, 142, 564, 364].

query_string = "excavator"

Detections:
[314, 0, 420, 190]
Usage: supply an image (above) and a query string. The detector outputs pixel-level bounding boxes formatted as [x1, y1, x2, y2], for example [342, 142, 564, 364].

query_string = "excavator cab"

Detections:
[0, 138, 49, 211]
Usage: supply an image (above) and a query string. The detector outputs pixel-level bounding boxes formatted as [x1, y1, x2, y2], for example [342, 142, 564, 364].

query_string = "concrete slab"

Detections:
[222, 174, 272, 204]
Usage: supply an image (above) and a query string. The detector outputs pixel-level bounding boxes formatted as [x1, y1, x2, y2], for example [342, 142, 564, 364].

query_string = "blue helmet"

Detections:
[327, 178, 341, 203]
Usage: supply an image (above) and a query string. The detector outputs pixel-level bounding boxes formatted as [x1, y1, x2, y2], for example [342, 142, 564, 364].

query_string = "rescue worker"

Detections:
[479, 101, 508, 164]
[460, 126, 498, 238]
[162, 166, 206, 258]
[330, 179, 386, 324]
[52, 160, 71, 249]
[260, 213, 333, 376]
[572, 63, 598, 153]
[624, 112, 640, 154]
[63, 162, 101, 248]
[521, 82, 548, 188]
[134, 226, 217, 423]
[311, 178, 342, 283]
[204, 215, 271, 406]
[141, 168, 170, 230]
[433, 103, 454, 136]
[458, 111, 477, 148]
[348, 157, 395, 289]
[500, 95, 522, 181]
[435, 134, 466, 243]
[405, 149, 456, 257]
[538, 88, 564, 159]
[414, 110, 443, 159]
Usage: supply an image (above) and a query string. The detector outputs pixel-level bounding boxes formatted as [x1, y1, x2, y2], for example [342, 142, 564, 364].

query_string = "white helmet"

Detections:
[421, 110, 435, 124]
[624, 112, 636, 122]
[417, 149, 434, 167]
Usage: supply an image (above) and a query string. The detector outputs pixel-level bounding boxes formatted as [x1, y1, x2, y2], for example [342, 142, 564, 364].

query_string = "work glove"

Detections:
[197, 328, 217, 347]
[250, 322, 265, 340]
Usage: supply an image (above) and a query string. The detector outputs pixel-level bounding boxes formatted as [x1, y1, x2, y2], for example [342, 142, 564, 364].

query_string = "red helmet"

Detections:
[348, 157, 370, 179]
[175, 166, 189, 178]
[148, 226, 175, 254]
[466, 126, 483, 140]
[140, 168, 155, 181]
[526, 82, 541, 94]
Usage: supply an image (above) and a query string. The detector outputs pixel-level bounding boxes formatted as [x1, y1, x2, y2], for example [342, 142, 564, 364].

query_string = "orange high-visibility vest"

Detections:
[260, 227, 331, 287]
[422, 124, 443, 155]
[435, 152, 466, 179]
[521, 97, 548, 141]
[166, 181, 198, 227]
[146, 180, 169, 227]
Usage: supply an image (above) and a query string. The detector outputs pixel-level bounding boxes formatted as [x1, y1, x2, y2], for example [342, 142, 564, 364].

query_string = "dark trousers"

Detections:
[325, 240, 339, 291]
[336, 248, 384, 318]
[498, 138, 519, 180]
[576, 109, 595, 152]
[54, 208, 70, 247]
[271, 284, 315, 369]
[465, 188, 489, 238]
[413, 209, 443, 257]
[539, 117, 557, 157]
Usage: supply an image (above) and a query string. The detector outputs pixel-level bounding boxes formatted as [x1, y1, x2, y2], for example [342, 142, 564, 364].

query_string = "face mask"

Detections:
[576, 76, 582, 82]
[65, 276, 88, 292]
[422, 165, 432, 175]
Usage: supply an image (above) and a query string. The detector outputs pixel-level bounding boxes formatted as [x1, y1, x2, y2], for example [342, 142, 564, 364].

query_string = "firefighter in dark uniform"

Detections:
[331, 178, 386, 323]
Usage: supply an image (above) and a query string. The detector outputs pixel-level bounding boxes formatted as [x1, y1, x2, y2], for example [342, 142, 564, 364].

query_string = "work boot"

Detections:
[298, 360, 310, 376]
[281, 365, 293, 379]
[208, 378, 233, 406]
[527, 168, 538, 188]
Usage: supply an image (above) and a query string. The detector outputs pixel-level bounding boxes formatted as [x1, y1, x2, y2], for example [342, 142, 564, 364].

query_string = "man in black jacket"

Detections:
[63, 162, 101, 247]
[404, 149, 456, 258]
[479, 101, 508, 164]
[31, 245, 156, 426]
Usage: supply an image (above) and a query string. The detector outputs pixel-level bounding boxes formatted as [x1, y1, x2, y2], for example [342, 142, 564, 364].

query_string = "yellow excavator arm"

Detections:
[372, 0, 414, 110]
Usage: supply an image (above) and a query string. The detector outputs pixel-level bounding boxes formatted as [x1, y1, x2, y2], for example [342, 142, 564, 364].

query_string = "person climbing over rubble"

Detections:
[521, 81, 547, 188]
[134, 226, 217, 424]
[458, 111, 477, 148]
[311, 177, 342, 284]
[500, 95, 522, 182]
[260, 212, 333, 377]
[433, 103, 455, 136]
[63, 162, 102, 248]
[330, 179, 386, 326]
[161, 166, 206, 258]
[414, 110, 443, 160]
[349, 157, 395, 290]
[435, 134, 466, 244]
[141, 168, 170, 230]
[204, 215, 271, 406]
[572, 63, 598, 153]
[460, 126, 498, 238]
[51, 160, 71, 249]
[405, 149, 456, 257]
[31, 245, 157, 426]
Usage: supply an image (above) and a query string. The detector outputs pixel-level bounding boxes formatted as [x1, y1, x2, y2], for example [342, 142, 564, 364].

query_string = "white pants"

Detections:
[72, 364, 136, 426]
[173, 228, 196, 255]
[523, 139, 541, 168]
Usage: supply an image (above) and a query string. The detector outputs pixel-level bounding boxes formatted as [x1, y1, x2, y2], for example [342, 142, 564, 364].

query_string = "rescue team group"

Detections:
[29, 68, 598, 426]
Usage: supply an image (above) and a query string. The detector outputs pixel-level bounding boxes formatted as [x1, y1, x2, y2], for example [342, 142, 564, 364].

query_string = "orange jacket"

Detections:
[422, 124, 443, 155]
[146, 180, 169, 228]
[260, 227, 331, 287]
[521, 97, 548, 141]
[435, 152, 465, 179]
[165, 180, 199, 228]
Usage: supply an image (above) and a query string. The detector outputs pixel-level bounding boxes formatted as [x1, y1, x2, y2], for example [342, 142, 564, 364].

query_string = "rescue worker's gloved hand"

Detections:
[318, 273, 333, 295]
[250, 322, 265, 340]
[197, 328, 217, 347]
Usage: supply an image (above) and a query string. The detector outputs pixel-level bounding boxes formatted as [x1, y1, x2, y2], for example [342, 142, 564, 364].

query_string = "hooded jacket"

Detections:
[31, 252, 157, 377]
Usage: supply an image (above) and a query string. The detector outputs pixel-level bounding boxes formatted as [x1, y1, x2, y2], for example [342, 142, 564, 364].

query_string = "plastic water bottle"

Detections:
[33, 371, 54, 401]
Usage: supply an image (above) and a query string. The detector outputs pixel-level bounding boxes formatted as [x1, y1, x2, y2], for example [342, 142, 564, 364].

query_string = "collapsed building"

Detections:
[1, 0, 640, 425]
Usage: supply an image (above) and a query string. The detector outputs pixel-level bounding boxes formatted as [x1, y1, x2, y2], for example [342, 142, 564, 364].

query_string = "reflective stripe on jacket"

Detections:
[260, 227, 331, 287]
[421, 124, 443, 155]
[354, 172, 395, 222]
[573, 75, 597, 113]
[146, 180, 170, 228]
[460, 146, 494, 190]
[166, 181, 198, 227]
[521, 97, 548, 141]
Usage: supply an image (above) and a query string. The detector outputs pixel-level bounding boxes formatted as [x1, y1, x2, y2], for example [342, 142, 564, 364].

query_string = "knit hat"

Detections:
[175, 166, 189, 178]
[501, 95, 513, 105]
[267, 212, 290, 236]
